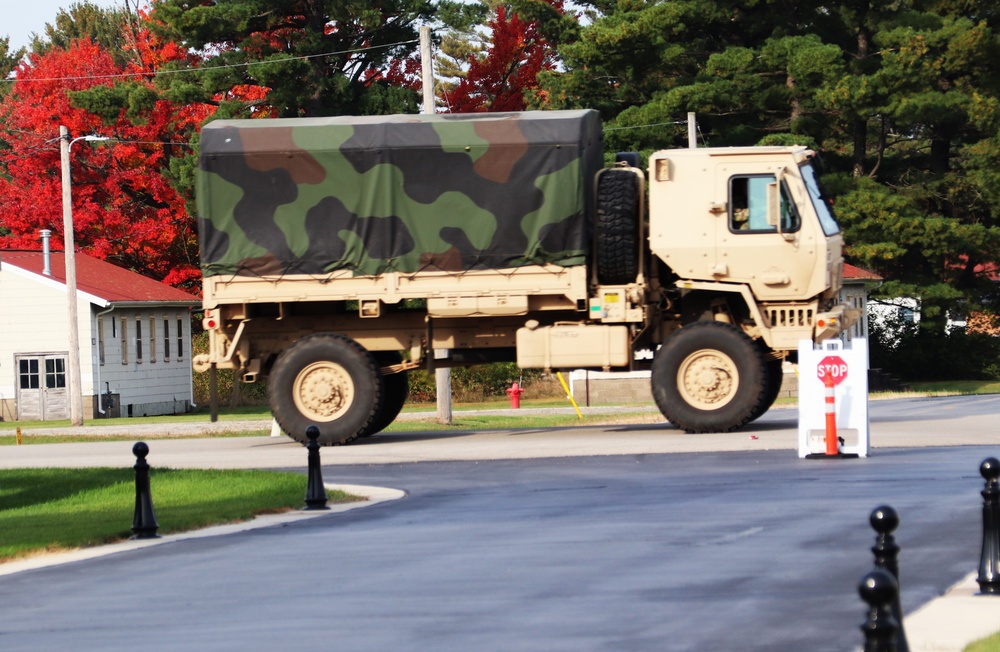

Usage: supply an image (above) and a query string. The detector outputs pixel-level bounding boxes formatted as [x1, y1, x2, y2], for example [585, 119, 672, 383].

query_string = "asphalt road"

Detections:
[0, 395, 998, 651]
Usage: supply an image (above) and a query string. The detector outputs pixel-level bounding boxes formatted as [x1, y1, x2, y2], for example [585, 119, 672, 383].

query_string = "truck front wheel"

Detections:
[651, 322, 767, 433]
[748, 358, 784, 423]
[269, 334, 383, 445]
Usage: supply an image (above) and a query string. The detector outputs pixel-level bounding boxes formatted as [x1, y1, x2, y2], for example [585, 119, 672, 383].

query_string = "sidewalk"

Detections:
[906, 573, 1000, 652]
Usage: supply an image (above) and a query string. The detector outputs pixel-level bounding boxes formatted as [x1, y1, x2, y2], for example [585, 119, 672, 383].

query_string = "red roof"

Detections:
[0, 249, 197, 305]
[843, 263, 882, 281]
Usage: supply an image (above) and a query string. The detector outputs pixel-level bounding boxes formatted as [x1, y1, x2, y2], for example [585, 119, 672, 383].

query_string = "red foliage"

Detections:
[0, 32, 214, 289]
[366, 55, 423, 93]
[443, 1, 562, 113]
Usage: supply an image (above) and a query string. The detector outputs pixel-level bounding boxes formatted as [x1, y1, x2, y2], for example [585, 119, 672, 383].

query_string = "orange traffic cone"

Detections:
[806, 374, 859, 459]
[824, 374, 839, 456]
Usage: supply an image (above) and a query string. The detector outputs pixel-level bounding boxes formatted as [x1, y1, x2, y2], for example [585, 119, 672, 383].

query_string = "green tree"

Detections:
[433, 0, 490, 105]
[149, 0, 436, 118]
[831, 9, 1000, 331]
[29, 1, 145, 69]
[535, 0, 1000, 334]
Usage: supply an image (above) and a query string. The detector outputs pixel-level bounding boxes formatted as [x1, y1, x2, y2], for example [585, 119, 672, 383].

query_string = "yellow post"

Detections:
[16, 426, 22, 445]
[556, 372, 583, 419]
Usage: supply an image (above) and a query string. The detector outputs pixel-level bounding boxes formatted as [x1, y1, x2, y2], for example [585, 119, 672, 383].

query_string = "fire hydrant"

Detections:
[506, 381, 525, 409]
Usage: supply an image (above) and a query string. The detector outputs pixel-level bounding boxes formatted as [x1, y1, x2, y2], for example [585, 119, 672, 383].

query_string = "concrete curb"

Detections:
[905, 572, 1000, 652]
[0, 483, 405, 578]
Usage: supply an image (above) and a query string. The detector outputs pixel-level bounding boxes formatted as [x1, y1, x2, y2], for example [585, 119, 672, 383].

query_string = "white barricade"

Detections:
[797, 338, 870, 458]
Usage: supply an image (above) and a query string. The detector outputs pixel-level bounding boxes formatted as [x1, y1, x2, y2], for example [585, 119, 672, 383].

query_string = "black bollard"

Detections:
[978, 457, 1000, 594]
[870, 505, 909, 652]
[303, 426, 330, 511]
[859, 568, 900, 652]
[131, 442, 160, 539]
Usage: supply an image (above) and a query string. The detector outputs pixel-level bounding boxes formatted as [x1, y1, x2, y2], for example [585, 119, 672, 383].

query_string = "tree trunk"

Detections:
[852, 23, 871, 178]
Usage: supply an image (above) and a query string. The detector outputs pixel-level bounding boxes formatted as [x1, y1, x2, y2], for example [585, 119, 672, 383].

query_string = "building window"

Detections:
[177, 317, 184, 360]
[149, 317, 157, 363]
[121, 317, 128, 364]
[97, 317, 105, 365]
[163, 318, 170, 361]
[18, 359, 39, 389]
[135, 318, 143, 363]
[45, 358, 66, 388]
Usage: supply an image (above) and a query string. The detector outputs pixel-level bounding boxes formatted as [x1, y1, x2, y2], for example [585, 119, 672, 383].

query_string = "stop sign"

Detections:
[817, 355, 849, 386]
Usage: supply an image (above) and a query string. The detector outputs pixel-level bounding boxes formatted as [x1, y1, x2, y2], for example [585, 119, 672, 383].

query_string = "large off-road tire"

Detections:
[747, 358, 785, 424]
[651, 321, 768, 433]
[596, 168, 640, 285]
[269, 334, 383, 445]
[357, 352, 409, 438]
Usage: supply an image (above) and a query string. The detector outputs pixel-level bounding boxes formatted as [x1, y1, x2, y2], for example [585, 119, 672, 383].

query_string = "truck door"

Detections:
[714, 164, 821, 301]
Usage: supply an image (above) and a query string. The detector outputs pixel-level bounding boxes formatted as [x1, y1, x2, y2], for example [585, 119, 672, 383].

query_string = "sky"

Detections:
[5, 0, 124, 53]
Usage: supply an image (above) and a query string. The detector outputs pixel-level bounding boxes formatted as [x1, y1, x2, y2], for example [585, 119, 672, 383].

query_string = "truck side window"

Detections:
[729, 175, 800, 233]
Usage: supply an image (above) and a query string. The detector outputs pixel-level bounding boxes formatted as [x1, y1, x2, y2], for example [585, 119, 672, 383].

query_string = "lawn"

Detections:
[0, 467, 356, 562]
[967, 630, 1000, 652]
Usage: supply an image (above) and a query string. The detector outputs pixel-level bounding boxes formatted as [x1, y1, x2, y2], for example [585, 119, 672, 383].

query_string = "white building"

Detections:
[841, 263, 882, 345]
[0, 248, 198, 421]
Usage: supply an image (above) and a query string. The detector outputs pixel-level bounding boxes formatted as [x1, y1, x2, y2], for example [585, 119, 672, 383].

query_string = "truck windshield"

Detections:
[800, 163, 840, 236]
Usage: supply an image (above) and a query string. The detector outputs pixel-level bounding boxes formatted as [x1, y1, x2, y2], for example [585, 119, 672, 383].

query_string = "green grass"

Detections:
[966, 630, 1000, 652]
[0, 468, 356, 562]
[0, 405, 274, 431]
[907, 380, 1000, 395]
[0, 430, 271, 446]
[383, 411, 663, 432]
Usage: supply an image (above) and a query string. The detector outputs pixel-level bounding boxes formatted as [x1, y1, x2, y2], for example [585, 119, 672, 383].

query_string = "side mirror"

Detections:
[766, 181, 780, 229]
[766, 168, 795, 240]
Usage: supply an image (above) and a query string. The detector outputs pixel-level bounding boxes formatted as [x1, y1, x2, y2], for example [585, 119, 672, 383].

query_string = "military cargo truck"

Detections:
[193, 109, 856, 444]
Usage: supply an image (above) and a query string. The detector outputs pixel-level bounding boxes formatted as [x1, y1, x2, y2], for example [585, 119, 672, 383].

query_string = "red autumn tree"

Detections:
[0, 30, 214, 289]
[443, 1, 562, 113]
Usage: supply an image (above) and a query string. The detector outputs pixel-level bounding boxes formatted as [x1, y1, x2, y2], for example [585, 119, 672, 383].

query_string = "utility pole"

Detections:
[60, 125, 84, 426]
[419, 25, 452, 425]
[60, 127, 109, 426]
[420, 26, 435, 115]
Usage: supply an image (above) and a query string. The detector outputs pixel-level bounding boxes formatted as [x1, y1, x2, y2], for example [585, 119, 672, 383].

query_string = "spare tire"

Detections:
[596, 168, 640, 285]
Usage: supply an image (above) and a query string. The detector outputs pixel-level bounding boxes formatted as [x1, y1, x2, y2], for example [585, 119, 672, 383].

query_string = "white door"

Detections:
[15, 354, 68, 421]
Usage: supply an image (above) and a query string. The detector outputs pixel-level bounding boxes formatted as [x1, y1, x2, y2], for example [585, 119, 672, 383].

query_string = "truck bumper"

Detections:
[814, 304, 862, 341]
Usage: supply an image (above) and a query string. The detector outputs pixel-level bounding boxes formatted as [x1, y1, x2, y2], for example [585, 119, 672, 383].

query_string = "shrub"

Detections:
[408, 363, 550, 403]
[191, 335, 549, 406]
[868, 315, 1000, 381]
[190, 332, 269, 407]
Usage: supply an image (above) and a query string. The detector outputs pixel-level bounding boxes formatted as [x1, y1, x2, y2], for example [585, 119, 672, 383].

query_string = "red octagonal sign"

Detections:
[817, 355, 849, 386]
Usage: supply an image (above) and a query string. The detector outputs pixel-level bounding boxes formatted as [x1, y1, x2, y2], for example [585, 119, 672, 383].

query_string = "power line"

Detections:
[603, 120, 687, 132]
[2, 39, 420, 85]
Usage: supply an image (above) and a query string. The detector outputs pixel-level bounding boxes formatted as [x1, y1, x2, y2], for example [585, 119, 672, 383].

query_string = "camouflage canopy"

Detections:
[197, 110, 603, 278]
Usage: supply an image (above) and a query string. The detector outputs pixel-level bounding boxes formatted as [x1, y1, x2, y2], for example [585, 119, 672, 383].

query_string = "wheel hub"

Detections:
[293, 361, 355, 422]
[677, 349, 738, 410]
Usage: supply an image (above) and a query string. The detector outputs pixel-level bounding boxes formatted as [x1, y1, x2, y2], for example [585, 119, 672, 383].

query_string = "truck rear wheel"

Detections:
[269, 334, 382, 445]
[358, 352, 409, 438]
[651, 321, 767, 433]
[596, 168, 640, 285]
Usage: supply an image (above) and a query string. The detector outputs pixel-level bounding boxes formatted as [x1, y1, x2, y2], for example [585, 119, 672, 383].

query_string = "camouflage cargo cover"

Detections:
[197, 110, 603, 278]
